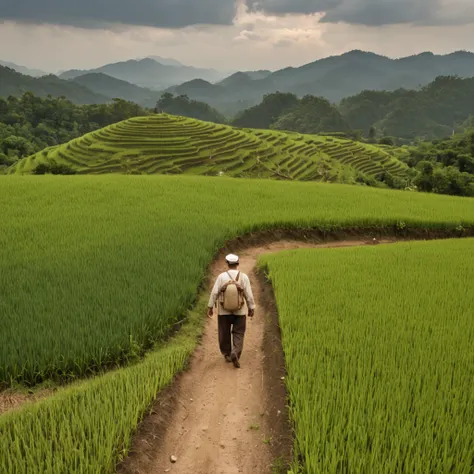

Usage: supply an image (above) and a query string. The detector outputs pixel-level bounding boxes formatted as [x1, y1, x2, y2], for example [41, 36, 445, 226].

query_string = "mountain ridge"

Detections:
[171, 49, 474, 115]
[58, 57, 229, 90]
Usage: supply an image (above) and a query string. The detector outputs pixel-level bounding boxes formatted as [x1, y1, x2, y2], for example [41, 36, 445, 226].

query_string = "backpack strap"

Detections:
[226, 271, 240, 282]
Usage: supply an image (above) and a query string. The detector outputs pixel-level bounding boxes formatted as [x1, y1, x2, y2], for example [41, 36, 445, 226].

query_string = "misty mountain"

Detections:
[58, 58, 229, 90]
[0, 65, 108, 104]
[146, 55, 184, 67]
[172, 50, 474, 116]
[0, 60, 49, 78]
[70, 73, 161, 107]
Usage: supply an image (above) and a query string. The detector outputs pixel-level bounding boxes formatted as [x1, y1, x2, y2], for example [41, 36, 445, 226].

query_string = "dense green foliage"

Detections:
[0, 93, 148, 168]
[259, 239, 474, 473]
[2, 175, 474, 385]
[340, 76, 474, 141]
[10, 114, 408, 185]
[156, 92, 226, 124]
[272, 95, 350, 134]
[233, 77, 474, 142]
[399, 131, 474, 196]
[232, 92, 350, 135]
[232, 92, 299, 129]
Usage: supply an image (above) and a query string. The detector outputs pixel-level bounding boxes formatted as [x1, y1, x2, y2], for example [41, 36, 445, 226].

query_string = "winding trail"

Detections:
[121, 238, 395, 474]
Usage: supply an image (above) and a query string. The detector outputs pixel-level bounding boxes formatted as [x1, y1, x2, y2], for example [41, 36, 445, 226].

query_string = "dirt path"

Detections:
[122, 238, 392, 474]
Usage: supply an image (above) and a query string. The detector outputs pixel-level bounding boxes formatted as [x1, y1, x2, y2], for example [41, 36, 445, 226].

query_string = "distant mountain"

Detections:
[218, 72, 261, 89]
[0, 60, 49, 78]
[165, 77, 255, 117]
[71, 73, 161, 107]
[166, 79, 225, 100]
[244, 70, 272, 80]
[172, 50, 474, 116]
[146, 55, 184, 67]
[0, 65, 108, 104]
[59, 58, 229, 90]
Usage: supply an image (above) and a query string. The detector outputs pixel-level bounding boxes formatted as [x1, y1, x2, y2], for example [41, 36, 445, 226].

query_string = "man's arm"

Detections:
[207, 275, 221, 317]
[243, 275, 256, 317]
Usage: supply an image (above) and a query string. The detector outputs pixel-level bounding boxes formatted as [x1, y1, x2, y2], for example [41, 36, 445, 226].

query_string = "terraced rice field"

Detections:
[259, 240, 474, 473]
[11, 114, 409, 181]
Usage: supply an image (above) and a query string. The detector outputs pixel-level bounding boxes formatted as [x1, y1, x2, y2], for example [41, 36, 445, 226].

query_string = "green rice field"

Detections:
[1, 174, 474, 473]
[258, 240, 474, 473]
[1, 175, 474, 385]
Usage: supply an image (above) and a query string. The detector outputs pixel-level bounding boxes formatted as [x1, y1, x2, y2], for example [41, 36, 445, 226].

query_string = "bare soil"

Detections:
[0, 388, 55, 416]
[118, 238, 395, 474]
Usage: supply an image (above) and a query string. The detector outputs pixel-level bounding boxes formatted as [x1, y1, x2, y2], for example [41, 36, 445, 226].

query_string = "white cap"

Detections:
[225, 253, 239, 264]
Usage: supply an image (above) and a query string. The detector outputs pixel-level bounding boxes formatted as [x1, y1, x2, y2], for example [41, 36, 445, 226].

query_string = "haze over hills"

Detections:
[58, 57, 230, 90]
[145, 56, 184, 67]
[0, 65, 109, 104]
[2, 49, 474, 128]
[0, 60, 50, 78]
[168, 50, 474, 115]
[71, 73, 161, 108]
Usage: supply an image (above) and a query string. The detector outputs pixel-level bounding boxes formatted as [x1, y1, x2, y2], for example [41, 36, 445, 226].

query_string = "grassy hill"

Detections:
[11, 114, 409, 183]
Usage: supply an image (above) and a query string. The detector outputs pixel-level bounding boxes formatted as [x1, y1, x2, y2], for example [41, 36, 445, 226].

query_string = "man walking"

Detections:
[207, 253, 255, 368]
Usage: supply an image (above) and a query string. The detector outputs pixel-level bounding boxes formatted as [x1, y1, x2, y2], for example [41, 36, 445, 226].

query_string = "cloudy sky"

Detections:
[0, 0, 473, 73]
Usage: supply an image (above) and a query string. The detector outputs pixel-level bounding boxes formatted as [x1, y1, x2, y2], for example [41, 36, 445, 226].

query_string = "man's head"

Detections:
[225, 253, 239, 268]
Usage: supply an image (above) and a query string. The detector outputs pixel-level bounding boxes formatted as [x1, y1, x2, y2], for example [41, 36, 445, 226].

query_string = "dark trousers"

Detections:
[218, 314, 247, 359]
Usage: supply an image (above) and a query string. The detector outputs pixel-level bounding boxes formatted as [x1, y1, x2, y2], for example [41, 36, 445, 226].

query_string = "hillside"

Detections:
[10, 114, 409, 184]
[232, 76, 474, 142]
[0, 65, 108, 104]
[176, 50, 474, 115]
[59, 58, 228, 90]
[340, 76, 474, 140]
[70, 73, 161, 107]
[0, 60, 49, 78]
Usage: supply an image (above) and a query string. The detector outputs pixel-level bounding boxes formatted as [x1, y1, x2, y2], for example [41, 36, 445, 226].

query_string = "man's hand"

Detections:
[207, 307, 214, 318]
[248, 308, 255, 318]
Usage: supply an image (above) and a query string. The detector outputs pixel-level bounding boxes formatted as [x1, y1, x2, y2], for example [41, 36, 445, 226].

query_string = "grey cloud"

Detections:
[246, 0, 343, 15]
[320, 0, 437, 26]
[247, 0, 473, 26]
[0, 0, 236, 28]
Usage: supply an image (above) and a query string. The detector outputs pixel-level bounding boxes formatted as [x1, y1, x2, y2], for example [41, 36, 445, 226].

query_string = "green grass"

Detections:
[258, 239, 474, 473]
[9, 114, 410, 182]
[1, 175, 474, 385]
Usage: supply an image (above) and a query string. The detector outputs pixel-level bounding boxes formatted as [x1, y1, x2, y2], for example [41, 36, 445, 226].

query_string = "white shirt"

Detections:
[208, 269, 256, 315]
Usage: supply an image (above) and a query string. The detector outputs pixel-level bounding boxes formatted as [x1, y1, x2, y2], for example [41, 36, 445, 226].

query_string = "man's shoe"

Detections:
[224, 355, 232, 363]
[231, 353, 240, 368]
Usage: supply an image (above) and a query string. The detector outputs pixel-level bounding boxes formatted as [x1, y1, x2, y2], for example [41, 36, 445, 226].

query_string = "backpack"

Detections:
[219, 272, 245, 312]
